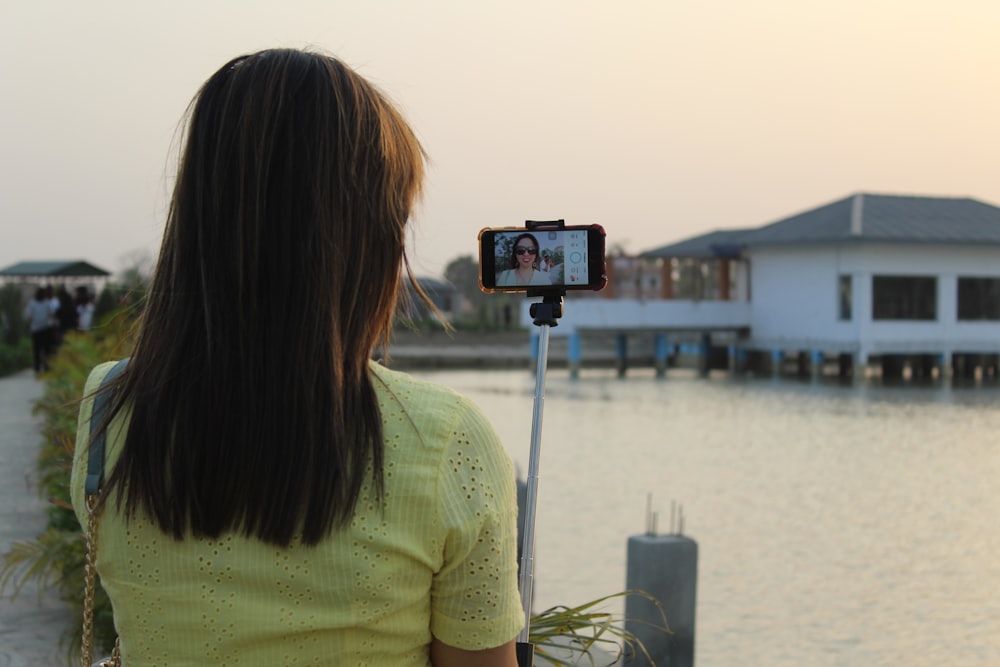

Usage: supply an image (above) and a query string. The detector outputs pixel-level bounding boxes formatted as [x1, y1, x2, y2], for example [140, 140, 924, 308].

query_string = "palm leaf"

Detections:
[0, 527, 84, 601]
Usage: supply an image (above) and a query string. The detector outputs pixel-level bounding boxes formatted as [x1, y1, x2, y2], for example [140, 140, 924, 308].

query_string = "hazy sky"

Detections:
[2, 0, 998, 279]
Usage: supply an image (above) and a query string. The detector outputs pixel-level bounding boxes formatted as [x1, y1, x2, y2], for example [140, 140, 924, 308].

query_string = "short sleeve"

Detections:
[430, 397, 524, 650]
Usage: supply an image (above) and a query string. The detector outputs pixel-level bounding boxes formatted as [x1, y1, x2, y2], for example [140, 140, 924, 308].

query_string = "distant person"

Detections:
[496, 233, 552, 287]
[539, 249, 563, 285]
[23, 287, 53, 373]
[71, 48, 522, 666]
[43, 285, 59, 349]
[55, 288, 78, 340]
[76, 289, 95, 331]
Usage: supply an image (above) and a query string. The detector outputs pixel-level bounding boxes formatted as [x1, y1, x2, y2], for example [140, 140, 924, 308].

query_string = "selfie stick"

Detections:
[516, 220, 565, 667]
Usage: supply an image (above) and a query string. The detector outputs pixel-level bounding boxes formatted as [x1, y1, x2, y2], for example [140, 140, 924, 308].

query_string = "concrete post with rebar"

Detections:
[625, 502, 697, 667]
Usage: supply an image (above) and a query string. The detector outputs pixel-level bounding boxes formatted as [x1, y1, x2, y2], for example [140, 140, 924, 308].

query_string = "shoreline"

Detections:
[382, 328, 652, 371]
[382, 329, 534, 370]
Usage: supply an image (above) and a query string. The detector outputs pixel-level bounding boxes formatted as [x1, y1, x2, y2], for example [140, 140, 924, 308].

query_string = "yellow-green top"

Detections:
[72, 361, 523, 666]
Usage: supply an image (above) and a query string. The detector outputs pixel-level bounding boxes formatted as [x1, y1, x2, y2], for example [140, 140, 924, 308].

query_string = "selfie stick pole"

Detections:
[516, 220, 566, 667]
[517, 292, 562, 667]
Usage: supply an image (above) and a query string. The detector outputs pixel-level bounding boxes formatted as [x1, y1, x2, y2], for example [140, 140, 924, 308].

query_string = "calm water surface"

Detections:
[411, 367, 1000, 667]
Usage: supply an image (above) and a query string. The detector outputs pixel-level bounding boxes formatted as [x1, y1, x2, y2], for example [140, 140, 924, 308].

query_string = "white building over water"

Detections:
[546, 193, 1000, 378]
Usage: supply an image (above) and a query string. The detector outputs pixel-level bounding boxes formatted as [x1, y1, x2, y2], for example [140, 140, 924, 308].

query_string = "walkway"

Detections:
[0, 369, 73, 667]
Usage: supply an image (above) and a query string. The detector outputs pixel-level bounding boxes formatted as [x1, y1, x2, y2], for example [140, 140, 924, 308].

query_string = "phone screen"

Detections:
[478, 225, 606, 292]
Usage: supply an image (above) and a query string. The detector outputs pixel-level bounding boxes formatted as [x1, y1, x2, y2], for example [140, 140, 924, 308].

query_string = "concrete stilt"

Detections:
[625, 534, 697, 667]
[698, 333, 710, 378]
[853, 352, 867, 381]
[810, 350, 824, 380]
[654, 334, 669, 379]
[733, 347, 747, 374]
[616, 333, 628, 378]
[770, 349, 783, 376]
[939, 352, 953, 381]
[568, 332, 582, 379]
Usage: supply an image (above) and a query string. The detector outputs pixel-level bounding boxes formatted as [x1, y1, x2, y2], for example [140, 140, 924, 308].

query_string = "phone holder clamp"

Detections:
[527, 290, 565, 327]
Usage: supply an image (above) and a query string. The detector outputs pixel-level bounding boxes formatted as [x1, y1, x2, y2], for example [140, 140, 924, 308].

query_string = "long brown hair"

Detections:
[100, 48, 427, 546]
[509, 233, 539, 269]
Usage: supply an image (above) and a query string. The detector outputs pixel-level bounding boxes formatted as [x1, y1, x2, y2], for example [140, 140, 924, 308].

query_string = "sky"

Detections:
[1, 0, 998, 280]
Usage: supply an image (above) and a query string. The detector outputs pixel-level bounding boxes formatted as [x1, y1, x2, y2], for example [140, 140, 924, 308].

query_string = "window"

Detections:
[957, 277, 1000, 320]
[872, 275, 936, 320]
[838, 275, 852, 320]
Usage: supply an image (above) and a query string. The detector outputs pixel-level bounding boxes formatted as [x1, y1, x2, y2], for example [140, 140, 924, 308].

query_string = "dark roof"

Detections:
[0, 260, 111, 278]
[640, 229, 753, 259]
[640, 193, 1000, 258]
[744, 193, 1000, 246]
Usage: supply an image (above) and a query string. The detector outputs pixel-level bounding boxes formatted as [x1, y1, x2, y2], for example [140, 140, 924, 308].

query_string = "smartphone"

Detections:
[478, 223, 607, 292]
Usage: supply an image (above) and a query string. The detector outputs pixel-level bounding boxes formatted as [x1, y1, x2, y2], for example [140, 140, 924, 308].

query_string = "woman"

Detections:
[71, 48, 522, 666]
[496, 233, 552, 287]
[55, 288, 78, 339]
[539, 249, 563, 285]
[76, 287, 95, 331]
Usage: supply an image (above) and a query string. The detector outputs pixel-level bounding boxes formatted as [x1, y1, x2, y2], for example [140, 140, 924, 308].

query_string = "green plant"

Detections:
[0, 283, 25, 346]
[1, 310, 136, 655]
[529, 590, 667, 666]
[0, 337, 32, 377]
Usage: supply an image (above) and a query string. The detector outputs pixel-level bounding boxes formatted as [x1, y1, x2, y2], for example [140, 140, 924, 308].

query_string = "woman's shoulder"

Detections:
[369, 361, 467, 408]
[369, 361, 494, 437]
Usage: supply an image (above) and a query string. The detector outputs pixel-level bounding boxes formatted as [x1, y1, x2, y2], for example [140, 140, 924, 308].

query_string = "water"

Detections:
[410, 367, 1000, 667]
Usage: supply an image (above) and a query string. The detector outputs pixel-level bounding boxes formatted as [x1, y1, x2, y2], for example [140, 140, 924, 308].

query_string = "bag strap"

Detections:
[85, 358, 130, 496]
[81, 358, 128, 667]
